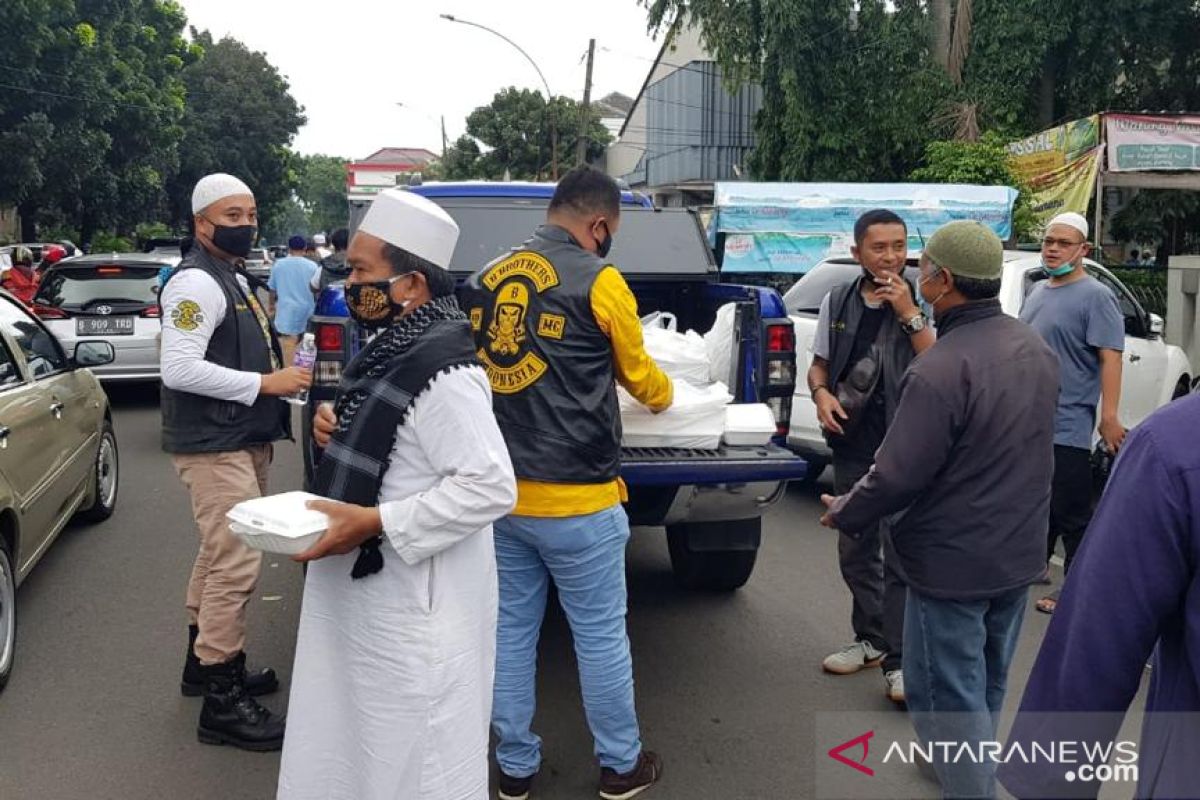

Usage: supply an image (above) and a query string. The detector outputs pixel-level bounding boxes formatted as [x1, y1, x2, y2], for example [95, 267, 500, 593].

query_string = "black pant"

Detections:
[833, 451, 906, 672]
[1049, 445, 1094, 575]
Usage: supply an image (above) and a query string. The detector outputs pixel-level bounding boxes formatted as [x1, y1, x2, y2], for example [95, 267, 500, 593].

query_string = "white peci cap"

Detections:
[356, 188, 459, 269]
[1047, 212, 1089, 240]
[192, 173, 254, 215]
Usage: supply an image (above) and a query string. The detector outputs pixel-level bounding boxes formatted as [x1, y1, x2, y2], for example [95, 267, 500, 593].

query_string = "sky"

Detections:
[176, 0, 668, 159]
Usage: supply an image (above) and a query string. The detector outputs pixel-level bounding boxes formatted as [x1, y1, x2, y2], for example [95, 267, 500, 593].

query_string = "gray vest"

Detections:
[161, 249, 290, 454]
[826, 277, 917, 431]
[463, 225, 620, 484]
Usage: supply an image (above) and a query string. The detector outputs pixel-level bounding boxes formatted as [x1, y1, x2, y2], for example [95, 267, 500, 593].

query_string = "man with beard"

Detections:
[280, 188, 517, 800]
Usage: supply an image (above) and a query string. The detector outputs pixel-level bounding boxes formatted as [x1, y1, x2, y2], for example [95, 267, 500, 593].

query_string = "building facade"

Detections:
[606, 24, 761, 208]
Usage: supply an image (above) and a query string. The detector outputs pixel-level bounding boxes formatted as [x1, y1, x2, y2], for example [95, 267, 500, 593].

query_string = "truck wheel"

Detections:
[1173, 376, 1190, 401]
[666, 518, 760, 592]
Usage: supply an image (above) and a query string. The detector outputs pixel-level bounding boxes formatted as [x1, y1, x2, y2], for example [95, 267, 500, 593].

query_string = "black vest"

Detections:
[463, 225, 620, 484]
[161, 249, 290, 454]
[826, 277, 918, 430]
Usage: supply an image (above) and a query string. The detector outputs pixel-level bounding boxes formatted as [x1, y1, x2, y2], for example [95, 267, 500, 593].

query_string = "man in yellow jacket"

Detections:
[463, 167, 670, 800]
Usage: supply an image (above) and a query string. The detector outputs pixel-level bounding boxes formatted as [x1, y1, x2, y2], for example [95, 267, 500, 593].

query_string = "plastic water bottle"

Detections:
[287, 332, 317, 406]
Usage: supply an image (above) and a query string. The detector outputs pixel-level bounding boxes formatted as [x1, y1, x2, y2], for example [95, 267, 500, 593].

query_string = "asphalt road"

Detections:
[0, 383, 1142, 800]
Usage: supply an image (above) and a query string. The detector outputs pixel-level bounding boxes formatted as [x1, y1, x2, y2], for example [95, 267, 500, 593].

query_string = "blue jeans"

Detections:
[904, 587, 1027, 800]
[491, 506, 642, 777]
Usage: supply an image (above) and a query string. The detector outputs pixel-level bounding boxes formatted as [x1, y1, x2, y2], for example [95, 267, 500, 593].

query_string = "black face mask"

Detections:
[205, 221, 256, 259]
[345, 275, 410, 332]
[594, 221, 613, 259]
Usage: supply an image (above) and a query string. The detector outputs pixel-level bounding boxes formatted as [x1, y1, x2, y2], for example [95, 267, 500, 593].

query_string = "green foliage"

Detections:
[442, 88, 613, 180]
[90, 232, 135, 253]
[166, 31, 306, 231]
[909, 133, 1038, 241]
[1110, 191, 1200, 257]
[0, 0, 194, 242]
[644, 0, 1200, 178]
[293, 154, 350, 235]
[260, 198, 311, 246]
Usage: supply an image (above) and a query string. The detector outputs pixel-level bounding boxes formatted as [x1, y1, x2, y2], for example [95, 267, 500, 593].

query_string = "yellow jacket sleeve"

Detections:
[590, 266, 673, 412]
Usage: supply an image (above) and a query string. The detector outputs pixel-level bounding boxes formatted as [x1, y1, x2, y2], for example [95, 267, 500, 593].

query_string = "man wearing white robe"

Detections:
[278, 189, 517, 800]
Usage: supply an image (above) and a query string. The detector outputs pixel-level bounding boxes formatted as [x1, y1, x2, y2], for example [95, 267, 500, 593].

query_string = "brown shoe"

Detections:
[598, 751, 662, 800]
[497, 768, 535, 800]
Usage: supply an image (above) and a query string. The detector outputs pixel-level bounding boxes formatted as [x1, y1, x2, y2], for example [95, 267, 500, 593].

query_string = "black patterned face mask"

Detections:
[345, 273, 413, 331]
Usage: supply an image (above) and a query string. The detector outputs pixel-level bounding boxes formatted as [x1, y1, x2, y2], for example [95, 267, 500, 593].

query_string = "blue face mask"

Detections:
[1042, 242, 1083, 277]
[1041, 261, 1076, 278]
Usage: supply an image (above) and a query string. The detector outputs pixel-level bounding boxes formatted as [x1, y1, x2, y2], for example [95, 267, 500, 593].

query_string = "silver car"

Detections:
[31, 253, 172, 382]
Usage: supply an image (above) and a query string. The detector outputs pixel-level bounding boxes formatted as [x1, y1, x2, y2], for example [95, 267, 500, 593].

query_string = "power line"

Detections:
[0, 80, 176, 114]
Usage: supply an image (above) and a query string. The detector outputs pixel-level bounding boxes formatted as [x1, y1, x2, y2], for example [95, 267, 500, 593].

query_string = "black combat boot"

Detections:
[181, 625, 279, 697]
[196, 652, 286, 752]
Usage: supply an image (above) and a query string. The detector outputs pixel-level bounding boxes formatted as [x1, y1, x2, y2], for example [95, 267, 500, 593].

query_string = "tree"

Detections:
[643, 1, 1200, 180]
[0, 0, 193, 242]
[441, 88, 613, 181]
[294, 153, 349, 235]
[909, 134, 1038, 241]
[167, 30, 305, 233]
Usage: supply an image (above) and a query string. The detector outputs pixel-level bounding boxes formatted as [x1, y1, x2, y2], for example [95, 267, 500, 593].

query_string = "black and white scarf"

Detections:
[312, 295, 480, 578]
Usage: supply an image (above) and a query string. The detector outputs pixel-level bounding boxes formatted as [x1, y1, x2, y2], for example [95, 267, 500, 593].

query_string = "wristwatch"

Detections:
[900, 312, 928, 335]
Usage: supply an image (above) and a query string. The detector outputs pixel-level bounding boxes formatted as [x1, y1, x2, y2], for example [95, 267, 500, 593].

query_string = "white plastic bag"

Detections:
[642, 315, 711, 387]
[619, 379, 732, 450]
[705, 303, 737, 385]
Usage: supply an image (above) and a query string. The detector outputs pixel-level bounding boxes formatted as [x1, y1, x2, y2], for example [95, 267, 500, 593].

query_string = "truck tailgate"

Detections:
[620, 445, 808, 486]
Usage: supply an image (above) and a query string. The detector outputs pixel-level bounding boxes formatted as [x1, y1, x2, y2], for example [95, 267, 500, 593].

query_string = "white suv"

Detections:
[785, 253, 1193, 480]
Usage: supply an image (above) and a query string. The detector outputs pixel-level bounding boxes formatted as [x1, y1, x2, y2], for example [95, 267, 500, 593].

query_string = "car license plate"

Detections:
[76, 316, 135, 336]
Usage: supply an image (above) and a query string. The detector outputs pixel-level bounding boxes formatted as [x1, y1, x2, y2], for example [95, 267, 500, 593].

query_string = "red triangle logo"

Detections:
[827, 730, 875, 777]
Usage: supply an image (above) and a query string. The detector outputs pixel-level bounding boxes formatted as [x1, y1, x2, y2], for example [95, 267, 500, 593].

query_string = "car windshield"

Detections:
[35, 265, 162, 309]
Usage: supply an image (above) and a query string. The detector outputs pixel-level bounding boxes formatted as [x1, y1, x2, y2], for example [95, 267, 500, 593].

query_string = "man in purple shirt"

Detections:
[1000, 392, 1200, 799]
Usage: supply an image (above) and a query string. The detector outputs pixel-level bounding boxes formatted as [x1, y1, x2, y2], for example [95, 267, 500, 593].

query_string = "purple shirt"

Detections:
[999, 393, 1200, 799]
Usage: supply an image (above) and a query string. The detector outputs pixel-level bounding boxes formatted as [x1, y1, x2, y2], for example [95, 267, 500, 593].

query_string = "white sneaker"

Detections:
[822, 641, 885, 675]
[885, 670, 905, 704]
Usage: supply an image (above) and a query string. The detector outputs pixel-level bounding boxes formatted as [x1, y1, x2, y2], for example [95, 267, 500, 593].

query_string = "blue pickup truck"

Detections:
[304, 182, 807, 591]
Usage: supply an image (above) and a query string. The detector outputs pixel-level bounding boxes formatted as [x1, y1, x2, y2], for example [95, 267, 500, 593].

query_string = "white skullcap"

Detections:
[192, 173, 254, 215]
[1048, 212, 1089, 239]
[357, 188, 459, 269]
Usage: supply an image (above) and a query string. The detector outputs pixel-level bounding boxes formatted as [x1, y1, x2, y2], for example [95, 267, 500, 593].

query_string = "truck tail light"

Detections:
[767, 396, 792, 438]
[767, 358, 795, 386]
[766, 323, 795, 353]
[316, 323, 344, 352]
[141, 305, 161, 318]
[315, 360, 343, 386]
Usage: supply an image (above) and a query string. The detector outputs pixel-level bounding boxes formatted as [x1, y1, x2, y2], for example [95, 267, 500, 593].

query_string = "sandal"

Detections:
[1035, 593, 1059, 614]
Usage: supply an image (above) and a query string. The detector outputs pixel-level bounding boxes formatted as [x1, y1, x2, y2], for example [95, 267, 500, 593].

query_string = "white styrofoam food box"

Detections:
[226, 491, 330, 556]
[723, 403, 778, 447]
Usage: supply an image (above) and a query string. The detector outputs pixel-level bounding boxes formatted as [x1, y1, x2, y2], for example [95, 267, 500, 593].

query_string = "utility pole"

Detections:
[441, 115, 448, 161]
[576, 39, 596, 166]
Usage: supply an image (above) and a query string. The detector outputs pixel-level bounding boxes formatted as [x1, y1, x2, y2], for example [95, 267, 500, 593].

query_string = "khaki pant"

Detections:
[173, 445, 272, 665]
[278, 334, 299, 368]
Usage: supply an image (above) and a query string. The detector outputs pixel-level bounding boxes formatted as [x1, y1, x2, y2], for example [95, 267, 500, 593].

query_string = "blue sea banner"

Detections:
[712, 182, 1018, 241]
[720, 232, 927, 274]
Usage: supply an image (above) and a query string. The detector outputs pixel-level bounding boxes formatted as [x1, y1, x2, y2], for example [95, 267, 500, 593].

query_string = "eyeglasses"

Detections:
[1042, 237, 1085, 249]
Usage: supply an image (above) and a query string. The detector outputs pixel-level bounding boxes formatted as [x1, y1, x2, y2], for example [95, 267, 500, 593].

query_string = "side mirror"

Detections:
[74, 341, 115, 367]
[1150, 313, 1165, 337]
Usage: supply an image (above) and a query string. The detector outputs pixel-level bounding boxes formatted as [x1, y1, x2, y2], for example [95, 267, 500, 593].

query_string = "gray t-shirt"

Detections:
[1019, 276, 1124, 450]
